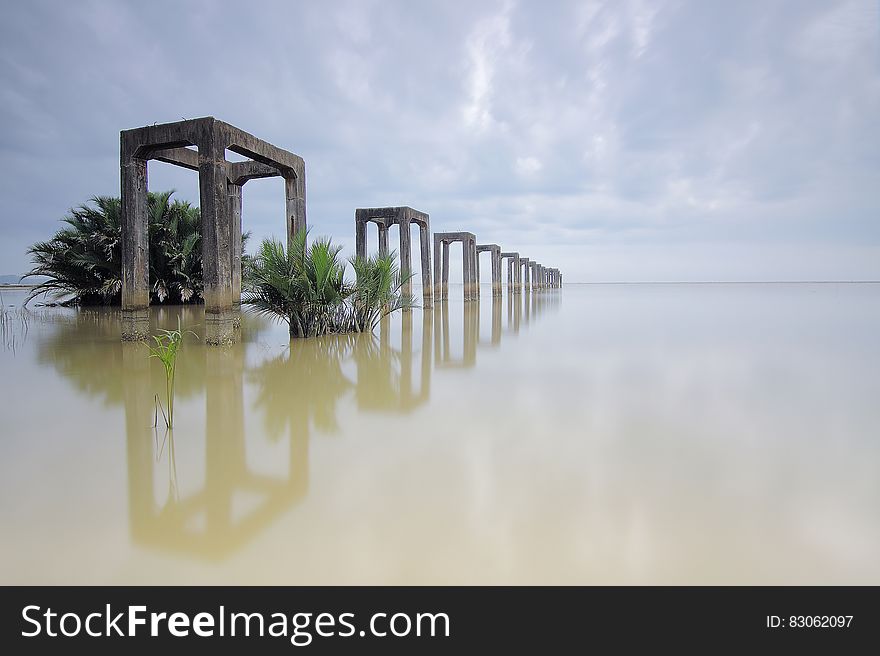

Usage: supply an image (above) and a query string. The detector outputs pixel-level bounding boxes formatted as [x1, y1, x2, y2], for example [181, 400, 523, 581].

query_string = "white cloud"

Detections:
[0, 0, 878, 281]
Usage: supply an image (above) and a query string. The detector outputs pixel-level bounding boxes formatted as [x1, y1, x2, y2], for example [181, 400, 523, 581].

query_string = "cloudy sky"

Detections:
[1, 0, 878, 282]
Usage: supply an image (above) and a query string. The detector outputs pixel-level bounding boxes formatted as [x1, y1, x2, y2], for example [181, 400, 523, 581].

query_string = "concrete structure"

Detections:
[121, 117, 305, 344]
[433, 232, 478, 301]
[475, 244, 502, 297]
[519, 257, 531, 292]
[529, 261, 541, 291]
[355, 206, 432, 308]
[500, 252, 521, 293]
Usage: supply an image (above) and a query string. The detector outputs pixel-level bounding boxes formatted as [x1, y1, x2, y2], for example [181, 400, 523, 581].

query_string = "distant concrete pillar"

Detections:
[442, 241, 450, 299]
[378, 224, 389, 256]
[462, 238, 474, 301]
[398, 214, 412, 303]
[228, 182, 243, 313]
[121, 149, 150, 341]
[466, 237, 479, 301]
[284, 171, 306, 250]
[419, 222, 433, 308]
[491, 248, 502, 297]
[355, 216, 367, 259]
[520, 258, 531, 292]
[433, 234, 446, 301]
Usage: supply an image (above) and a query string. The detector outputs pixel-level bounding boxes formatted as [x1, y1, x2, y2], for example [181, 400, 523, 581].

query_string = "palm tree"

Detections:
[23, 191, 243, 307]
[244, 229, 350, 338]
[243, 230, 416, 338]
[25, 195, 123, 305]
[347, 252, 415, 333]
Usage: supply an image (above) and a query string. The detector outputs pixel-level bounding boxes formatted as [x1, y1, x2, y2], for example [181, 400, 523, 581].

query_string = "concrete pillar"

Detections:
[491, 249, 502, 297]
[464, 237, 479, 301]
[475, 249, 481, 286]
[355, 217, 367, 259]
[378, 224, 389, 256]
[121, 152, 150, 341]
[199, 136, 235, 346]
[398, 215, 412, 302]
[433, 235, 446, 301]
[520, 258, 531, 292]
[285, 172, 306, 250]
[462, 239, 473, 301]
[419, 223, 433, 308]
[228, 182, 243, 313]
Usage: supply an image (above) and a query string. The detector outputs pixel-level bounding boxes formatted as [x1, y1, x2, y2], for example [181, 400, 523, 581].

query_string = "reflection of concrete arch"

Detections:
[356, 312, 431, 413]
[434, 300, 477, 368]
[477, 296, 503, 347]
[123, 344, 308, 559]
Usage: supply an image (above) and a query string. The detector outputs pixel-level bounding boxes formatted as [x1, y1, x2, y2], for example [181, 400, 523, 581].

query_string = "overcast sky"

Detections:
[1, 0, 878, 281]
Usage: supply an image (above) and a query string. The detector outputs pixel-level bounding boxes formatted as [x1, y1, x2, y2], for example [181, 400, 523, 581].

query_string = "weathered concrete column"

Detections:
[355, 217, 367, 259]
[442, 242, 450, 295]
[529, 262, 539, 292]
[519, 257, 531, 292]
[492, 249, 502, 297]
[199, 130, 235, 346]
[228, 182, 243, 318]
[398, 214, 412, 303]
[378, 224, 389, 256]
[462, 239, 473, 300]
[284, 171, 306, 250]
[419, 223, 433, 308]
[121, 149, 150, 340]
[433, 234, 446, 301]
[464, 236, 479, 301]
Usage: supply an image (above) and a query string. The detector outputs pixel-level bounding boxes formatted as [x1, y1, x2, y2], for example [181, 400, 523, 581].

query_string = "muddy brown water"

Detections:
[1, 283, 878, 584]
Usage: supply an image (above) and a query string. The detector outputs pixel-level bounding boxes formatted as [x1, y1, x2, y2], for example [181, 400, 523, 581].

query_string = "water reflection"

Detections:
[33, 290, 557, 560]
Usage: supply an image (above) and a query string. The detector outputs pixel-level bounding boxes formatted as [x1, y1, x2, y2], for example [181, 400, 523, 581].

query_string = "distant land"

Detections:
[0, 274, 47, 286]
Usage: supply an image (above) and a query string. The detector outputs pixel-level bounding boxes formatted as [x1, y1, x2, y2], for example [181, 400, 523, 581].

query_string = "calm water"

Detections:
[1, 283, 878, 584]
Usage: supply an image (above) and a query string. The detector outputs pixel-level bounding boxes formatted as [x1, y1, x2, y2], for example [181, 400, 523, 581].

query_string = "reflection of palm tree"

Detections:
[249, 335, 356, 439]
[34, 306, 269, 406]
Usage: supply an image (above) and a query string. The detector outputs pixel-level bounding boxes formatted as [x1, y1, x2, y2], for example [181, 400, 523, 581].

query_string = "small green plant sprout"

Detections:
[147, 318, 196, 428]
